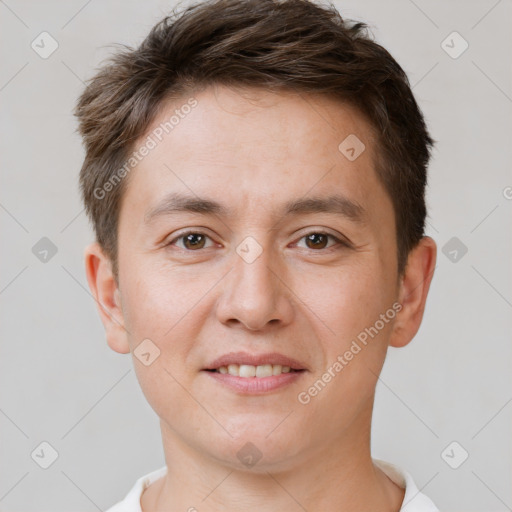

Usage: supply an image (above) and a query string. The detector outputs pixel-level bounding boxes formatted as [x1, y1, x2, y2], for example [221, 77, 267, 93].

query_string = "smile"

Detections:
[203, 367, 306, 394]
[208, 364, 301, 378]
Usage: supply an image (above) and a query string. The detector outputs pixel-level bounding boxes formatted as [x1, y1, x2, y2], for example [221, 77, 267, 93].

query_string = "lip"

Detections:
[203, 370, 305, 394]
[203, 351, 308, 371]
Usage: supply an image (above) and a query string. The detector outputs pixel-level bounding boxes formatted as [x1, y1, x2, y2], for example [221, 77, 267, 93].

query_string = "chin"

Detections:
[205, 423, 305, 471]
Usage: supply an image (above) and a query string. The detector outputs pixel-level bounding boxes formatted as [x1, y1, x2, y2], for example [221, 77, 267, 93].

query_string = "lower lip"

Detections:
[202, 370, 305, 394]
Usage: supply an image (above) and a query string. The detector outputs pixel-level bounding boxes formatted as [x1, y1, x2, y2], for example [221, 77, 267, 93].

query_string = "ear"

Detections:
[389, 236, 437, 348]
[84, 242, 130, 354]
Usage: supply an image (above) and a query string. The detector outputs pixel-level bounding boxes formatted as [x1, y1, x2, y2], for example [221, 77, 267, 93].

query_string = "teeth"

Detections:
[256, 364, 273, 377]
[239, 364, 256, 378]
[228, 364, 239, 376]
[272, 364, 282, 375]
[215, 364, 297, 377]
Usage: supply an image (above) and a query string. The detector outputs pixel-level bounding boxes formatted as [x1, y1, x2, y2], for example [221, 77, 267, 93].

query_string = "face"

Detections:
[87, 84, 435, 471]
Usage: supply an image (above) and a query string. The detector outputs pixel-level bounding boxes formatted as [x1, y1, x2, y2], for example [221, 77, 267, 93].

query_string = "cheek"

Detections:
[295, 259, 395, 405]
[119, 256, 210, 342]
[295, 259, 391, 343]
[119, 262, 210, 422]
[294, 267, 391, 421]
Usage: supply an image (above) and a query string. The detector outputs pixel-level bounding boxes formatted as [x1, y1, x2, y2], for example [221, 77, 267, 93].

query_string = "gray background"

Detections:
[1, 0, 511, 510]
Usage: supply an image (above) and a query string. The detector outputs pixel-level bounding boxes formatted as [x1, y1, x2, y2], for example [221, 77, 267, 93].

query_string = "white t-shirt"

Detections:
[105, 459, 439, 511]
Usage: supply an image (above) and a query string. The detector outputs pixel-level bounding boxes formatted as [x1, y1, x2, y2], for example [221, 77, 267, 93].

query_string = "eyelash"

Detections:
[167, 230, 348, 252]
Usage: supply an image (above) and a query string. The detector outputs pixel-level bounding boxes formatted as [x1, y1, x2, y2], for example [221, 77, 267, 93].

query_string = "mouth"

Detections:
[202, 352, 308, 394]
[203, 351, 308, 373]
[204, 364, 304, 378]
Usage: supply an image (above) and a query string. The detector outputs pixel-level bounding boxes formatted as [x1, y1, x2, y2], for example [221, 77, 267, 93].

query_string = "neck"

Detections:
[141, 412, 404, 511]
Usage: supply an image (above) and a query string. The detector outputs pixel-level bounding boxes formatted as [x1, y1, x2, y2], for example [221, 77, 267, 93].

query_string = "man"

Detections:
[75, 0, 438, 510]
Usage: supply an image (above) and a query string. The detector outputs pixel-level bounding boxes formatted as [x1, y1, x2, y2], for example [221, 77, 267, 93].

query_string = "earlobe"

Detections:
[84, 242, 130, 354]
[388, 236, 437, 348]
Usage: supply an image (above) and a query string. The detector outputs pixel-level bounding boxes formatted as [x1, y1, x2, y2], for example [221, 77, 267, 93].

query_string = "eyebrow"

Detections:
[144, 192, 366, 224]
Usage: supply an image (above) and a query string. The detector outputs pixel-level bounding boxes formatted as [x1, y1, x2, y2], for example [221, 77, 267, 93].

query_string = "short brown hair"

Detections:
[75, 0, 434, 279]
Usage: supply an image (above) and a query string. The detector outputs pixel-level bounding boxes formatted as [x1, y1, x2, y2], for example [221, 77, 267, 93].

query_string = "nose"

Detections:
[215, 237, 294, 331]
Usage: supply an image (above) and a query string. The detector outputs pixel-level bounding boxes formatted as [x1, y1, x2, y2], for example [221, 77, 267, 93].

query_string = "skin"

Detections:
[85, 84, 436, 511]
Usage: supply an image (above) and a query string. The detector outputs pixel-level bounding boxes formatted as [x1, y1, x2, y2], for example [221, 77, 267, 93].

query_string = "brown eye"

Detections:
[183, 233, 206, 250]
[297, 231, 344, 251]
[169, 231, 213, 250]
[304, 233, 329, 249]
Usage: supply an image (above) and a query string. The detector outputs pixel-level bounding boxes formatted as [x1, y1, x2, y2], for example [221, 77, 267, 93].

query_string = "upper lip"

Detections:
[204, 351, 308, 371]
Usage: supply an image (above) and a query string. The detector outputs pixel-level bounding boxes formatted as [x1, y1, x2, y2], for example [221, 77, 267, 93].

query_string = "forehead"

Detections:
[121, 85, 392, 228]
[145, 85, 378, 167]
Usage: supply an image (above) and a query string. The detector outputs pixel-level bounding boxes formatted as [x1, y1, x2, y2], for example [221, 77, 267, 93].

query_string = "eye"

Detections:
[166, 230, 348, 252]
[295, 231, 347, 251]
[168, 231, 215, 250]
